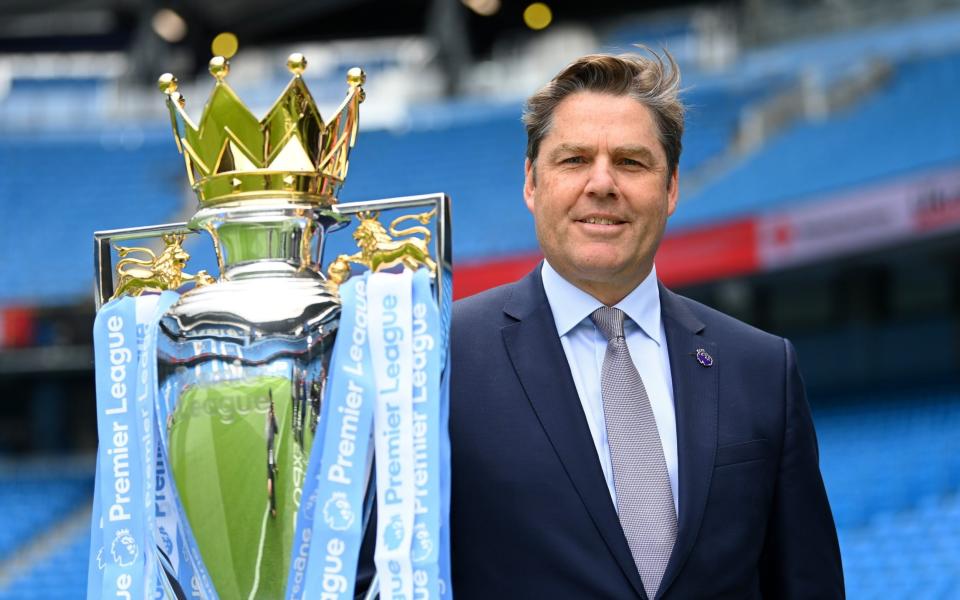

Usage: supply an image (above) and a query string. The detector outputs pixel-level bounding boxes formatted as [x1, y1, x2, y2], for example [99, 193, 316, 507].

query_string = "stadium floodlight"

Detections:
[462, 0, 501, 17]
[152, 9, 188, 43]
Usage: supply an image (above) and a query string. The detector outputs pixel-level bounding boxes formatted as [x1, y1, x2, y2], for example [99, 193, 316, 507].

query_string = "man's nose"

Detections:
[583, 159, 618, 198]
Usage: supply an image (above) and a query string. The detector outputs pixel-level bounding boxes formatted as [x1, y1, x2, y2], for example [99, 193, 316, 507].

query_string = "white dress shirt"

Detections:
[540, 260, 679, 514]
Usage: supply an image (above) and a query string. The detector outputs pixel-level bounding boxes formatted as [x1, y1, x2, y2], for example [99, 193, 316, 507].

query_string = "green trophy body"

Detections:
[169, 376, 310, 598]
[156, 208, 343, 597]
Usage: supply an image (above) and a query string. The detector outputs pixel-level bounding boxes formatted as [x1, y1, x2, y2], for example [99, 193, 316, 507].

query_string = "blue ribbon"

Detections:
[290, 274, 376, 600]
[411, 269, 443, 597]
[433, 273, 453, 599]
[91, 295, 151, 600]
[90, 293, 217, 600]
[148, 294, 218, 599]
[438, 329, 453, 599]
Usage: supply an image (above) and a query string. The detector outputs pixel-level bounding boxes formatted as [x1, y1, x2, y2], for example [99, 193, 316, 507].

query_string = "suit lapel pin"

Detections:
[695, 348, 714, 367]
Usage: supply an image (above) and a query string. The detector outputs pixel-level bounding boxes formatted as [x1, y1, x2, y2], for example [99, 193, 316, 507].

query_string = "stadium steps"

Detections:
[840, 492, 960, 598]
[1, 488, 957, 597]
[680, 59, 892, 199]
[0, 133, 186, 307]
[672, 49, 960, 230]
[0, 504, 91, 599]
[0, 474, 92, 563]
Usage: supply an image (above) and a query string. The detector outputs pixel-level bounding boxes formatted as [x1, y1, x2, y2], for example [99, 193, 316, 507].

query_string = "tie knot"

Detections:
[590, 306, 626, 341]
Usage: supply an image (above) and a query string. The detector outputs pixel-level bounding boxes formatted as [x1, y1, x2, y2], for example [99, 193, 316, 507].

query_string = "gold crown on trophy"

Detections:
[158, 53, 365, 206]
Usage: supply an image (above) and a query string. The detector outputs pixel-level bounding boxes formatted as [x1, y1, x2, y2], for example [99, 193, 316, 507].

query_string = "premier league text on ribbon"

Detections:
[410, 268, 442, 599]
[292, 275, 377, 600]
[94, 298, 151, 600]
[328, 280, 368, 489]
[412, 303, 431, 516]
[319, 278, 369, 597]
[105, 314, 134, 524]
[370, 270, 417, 600]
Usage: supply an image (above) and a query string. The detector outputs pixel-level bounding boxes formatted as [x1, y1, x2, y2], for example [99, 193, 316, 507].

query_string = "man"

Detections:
[449, 52, 844, 599]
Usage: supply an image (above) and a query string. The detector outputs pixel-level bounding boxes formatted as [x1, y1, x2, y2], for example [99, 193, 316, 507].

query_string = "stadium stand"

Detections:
[7, 15, 959, 304]
[818, 389, 960, 598]
[817, 388, 960, 529]
[681, 80, 792, 171]
[0, 472, 90, 563]
[0, 134, 185, 306]
[2, 4, 960, 598]
[672, 49, 960, 230]
[0, 527, 90, 600]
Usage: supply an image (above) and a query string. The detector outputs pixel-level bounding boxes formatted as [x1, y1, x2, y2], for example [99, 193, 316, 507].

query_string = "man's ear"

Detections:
[666, 167, 679, 217]
[524, 158, 536, 213]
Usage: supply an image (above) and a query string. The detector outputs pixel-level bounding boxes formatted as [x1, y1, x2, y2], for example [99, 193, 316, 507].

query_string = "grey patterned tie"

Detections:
[591, 306, 677, 598]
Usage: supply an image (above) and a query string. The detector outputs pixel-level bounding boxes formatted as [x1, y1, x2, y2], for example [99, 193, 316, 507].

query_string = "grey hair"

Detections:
[522, 49, 684, 179]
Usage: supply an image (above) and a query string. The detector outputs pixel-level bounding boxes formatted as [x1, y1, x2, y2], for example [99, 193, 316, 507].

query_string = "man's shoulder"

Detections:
[453, 280, 518, 326]
[450, 277, 788, 351]
[663, 287, 785, 351]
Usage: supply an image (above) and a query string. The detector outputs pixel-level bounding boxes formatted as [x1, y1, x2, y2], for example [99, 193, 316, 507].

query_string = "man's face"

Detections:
[524, 91, 679, 304]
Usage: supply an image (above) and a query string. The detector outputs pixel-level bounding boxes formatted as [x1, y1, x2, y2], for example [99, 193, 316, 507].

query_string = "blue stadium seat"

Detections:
[672, 51, 960, 230]
[0, 528, 89, 599]
[0, 133, 185, 306]
[0, 474, 91, 562]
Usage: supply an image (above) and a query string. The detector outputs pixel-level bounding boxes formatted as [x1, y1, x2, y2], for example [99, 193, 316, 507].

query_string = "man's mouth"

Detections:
[579, 216, 625, 225]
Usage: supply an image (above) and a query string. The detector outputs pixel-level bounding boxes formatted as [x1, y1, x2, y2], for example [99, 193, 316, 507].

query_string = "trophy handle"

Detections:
[334, 192, 453, 314]
[93, 222, 195, 310]
[95, 193, 453, 315]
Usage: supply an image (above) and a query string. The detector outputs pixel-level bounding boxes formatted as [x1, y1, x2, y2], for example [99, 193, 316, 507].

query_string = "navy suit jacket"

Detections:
[448, 268, 844, 599]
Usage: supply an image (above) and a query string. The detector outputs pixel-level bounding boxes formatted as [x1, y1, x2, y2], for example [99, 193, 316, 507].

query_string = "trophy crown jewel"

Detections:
[159, 53, 365, 206]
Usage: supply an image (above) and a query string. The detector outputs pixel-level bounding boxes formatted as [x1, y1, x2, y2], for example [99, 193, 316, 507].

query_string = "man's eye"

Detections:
[620, 158, 644, 167]
[561, 156, 585, 164]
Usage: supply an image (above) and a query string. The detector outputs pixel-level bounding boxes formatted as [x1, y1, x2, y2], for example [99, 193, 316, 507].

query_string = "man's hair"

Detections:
[522, 49, 684, 179]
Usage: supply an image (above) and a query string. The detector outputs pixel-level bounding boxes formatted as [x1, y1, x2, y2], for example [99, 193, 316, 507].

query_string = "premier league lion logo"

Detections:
[411, 522, 433, 562]
[383, 514, 405, 551]
[323, 493, 355, 531]
[158, 525, 174, 555]
[111, 528, 139, 568]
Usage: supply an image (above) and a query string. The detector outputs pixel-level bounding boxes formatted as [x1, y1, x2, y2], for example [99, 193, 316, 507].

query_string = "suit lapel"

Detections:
[656, 285, 718, 598]
[501, 269, 648, 598]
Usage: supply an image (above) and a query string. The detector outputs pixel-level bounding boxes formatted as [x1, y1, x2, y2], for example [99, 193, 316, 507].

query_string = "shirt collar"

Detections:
[541, 260, 663, 345]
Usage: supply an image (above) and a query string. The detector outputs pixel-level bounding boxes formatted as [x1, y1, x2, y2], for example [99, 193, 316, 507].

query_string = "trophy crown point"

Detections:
[158, 73, 178, 94]
[160, 51, 364, 206]
[287, 53, 308, 76]
[347, 67, 366, 87]
[209, 56, 229, 81]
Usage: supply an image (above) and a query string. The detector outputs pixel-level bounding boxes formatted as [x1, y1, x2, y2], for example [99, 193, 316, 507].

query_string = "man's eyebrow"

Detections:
[614, 145, 658, 162]
[547, 143, 592, 159]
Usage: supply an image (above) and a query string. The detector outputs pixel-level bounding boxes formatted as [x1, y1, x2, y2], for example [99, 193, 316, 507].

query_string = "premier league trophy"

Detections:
[88, 52, 453, 600]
